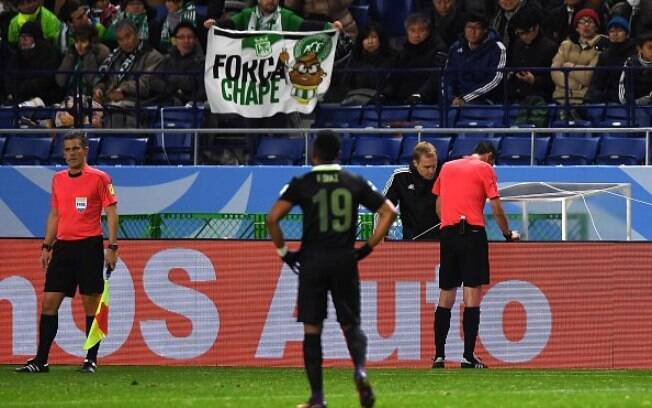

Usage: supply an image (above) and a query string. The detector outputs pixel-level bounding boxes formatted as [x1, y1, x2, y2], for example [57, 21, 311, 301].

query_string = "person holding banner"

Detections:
[267, 131, 396, 408]
[16, 132, 118, 374]
[431, 141, 518, 369]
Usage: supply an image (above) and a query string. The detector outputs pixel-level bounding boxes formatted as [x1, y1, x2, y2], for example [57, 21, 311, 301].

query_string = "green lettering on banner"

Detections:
[245, 82, 258, 106]
[222, 79, 233, 101]
[259, 82, 270, 104]
[270, 80, 280, 103]
[235, 80, 246, 104]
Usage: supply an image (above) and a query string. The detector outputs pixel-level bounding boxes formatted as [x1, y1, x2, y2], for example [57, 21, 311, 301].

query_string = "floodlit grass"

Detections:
[1, 366, 651, 407]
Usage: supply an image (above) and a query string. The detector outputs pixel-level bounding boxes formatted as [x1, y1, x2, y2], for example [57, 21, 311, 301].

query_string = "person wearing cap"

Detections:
[505, 6, 557, 102]
[443, 13, 507, 106]
[585, 15, 636, 104]
[151, 21, 205, 105]
[550, 7, 608, 114]
[7, 0, 61, 49]
[5, 21, 62, 105]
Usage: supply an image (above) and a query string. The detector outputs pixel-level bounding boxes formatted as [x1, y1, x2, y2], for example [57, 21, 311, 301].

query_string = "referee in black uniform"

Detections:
[382, 141, 440, 240]
[267, 131, 396, 408]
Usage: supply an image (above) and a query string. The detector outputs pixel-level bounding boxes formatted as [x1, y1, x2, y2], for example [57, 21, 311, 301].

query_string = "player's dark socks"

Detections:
[463, 307, 480, 358]
[85, 315, 100, 362]
[343, 325, 367, 372]
[35, 314, 58, 364]
[303, 333, 323, 399]
[434, 306, 451, 358]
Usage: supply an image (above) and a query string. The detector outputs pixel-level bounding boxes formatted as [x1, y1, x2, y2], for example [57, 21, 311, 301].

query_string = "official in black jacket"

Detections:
[382, 141, 441, 240]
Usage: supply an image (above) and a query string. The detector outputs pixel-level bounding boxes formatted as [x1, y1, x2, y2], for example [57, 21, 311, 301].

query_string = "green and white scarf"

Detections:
[248, 5, 282, 31]
[98, 40, 145, 84]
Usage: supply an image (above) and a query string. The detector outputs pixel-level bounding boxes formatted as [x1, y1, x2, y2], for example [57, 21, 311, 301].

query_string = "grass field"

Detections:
[1, 366, 651, 407]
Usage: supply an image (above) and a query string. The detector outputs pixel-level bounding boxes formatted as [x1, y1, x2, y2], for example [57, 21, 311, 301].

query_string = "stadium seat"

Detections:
[595, 136, 646, 165]
[97, 136, 148, 165]
[410, 105, 441, 127]
[452, 105, 506, 128]
[379, 105, 411, 127]
[314, 104, 362, 127]
[349, 4, 369, 28]
[2, 136, 52, 164]
[399, 135, 452, 163]
[149, 107, 204, 164]
[350, 135, 402, 165]
[449, 136, 500, 161]
[253, 137, 305, 165]
[0, 135, 6, 161]
[546, 136, 599, 165]
[374, 0, 417, 37]
[498, 136, 551, 165]
[0, 107, 15, 129]
[49, 135, 100, 165]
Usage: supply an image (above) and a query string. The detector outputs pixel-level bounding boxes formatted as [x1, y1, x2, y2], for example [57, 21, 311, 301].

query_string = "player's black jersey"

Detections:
[280, 164, 385, 250]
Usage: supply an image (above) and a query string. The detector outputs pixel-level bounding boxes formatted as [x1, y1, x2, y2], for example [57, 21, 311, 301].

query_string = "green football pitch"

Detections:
[1, 366, 651, 407]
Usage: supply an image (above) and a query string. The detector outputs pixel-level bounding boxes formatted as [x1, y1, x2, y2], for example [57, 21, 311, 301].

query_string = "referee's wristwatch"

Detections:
[107, 243, 119, 251]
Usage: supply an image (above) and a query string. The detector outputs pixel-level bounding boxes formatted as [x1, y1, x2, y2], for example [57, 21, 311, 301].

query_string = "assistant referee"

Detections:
[16, 132, 119, 374]
[431, 142, 518, 369]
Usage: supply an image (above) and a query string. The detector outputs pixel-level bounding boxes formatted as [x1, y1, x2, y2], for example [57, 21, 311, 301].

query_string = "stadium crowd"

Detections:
[0, 0, 651, 163]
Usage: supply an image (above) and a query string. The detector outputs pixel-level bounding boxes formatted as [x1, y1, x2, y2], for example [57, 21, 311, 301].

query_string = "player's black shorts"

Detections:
[439, 223, 489, 289]
[44, 236, 104, 297]
[297, 248, 360, 326]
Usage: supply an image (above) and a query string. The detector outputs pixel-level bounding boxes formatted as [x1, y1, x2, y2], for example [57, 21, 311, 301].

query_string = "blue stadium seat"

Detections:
[360, 107, 381, 128]
[505, 104, 550, 127]
[349, 4, 369, 27]
[315, 104, 362, 127]
[449, 136, 500, 161]
[379, 105, 411, 126]
[0, 107, 15, 129]
[410, 105, 441, 127]
[549, 105, 592, 128]
[498, 136, 550, 165]
[3, 136, 52, 164]
[452, 105, 506, 128]
[0, 135, 6, 161]
[97, 137, 148, 165]
[546, 136, 599, 165]
[339, 135, 355, 164]
[49, 135, 100, 165]
[149, 107, 204, 164]
[350, 135, 402, 165]
[399, 135, 452, 164]
[595, 136, 646, 165]
[253, 137, 305, 165]
[374, 0, 416, 37]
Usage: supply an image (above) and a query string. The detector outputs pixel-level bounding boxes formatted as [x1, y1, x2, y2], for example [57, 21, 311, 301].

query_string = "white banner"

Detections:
[205, 27, 339, 117]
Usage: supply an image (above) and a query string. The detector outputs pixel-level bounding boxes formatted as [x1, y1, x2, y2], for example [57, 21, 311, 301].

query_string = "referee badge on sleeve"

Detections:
[108, 184, 116, 195]
[76, 197, 88, 213]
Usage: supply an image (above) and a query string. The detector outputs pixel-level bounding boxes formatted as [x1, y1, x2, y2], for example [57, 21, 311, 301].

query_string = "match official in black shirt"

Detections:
[382, 141, 440, 240]
[267, 131, 396, 408]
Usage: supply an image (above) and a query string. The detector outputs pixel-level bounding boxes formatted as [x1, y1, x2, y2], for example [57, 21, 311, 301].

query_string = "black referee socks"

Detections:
[434, 306, 451, 358]
[463, 307, 480, 358]
[85, 315, 100, 363]
[303, 333, 323, 399]
[36, 314, 58, 364]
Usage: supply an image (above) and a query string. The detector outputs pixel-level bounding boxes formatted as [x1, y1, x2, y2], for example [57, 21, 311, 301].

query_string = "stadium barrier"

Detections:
[2, 239, 651, 369]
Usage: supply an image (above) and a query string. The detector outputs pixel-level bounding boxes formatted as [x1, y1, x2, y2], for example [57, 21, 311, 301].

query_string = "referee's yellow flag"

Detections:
[83, 279, 109, 350]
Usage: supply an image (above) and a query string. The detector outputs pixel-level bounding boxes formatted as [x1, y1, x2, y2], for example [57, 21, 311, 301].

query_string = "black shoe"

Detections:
[79, 359, 97, 374]
[15, 358, 49, 373]
[296, 400, 327, 408]
[460, 354, 488, 369]
[355, 373, 375, 407]
[432, 356, 445, 368]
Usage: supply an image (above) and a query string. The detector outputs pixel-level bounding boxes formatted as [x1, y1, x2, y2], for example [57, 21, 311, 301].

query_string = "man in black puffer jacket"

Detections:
[382, 141, 441, 240]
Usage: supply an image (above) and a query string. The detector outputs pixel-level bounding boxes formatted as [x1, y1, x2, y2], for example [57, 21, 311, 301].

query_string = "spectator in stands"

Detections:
[93, 19, 164, 127]
[5, 21, 62, 105]
[585, 15, 636, 103]
[159, 0, 201, 52]
[492, 0, 543, 51]
[1, 0, 17, 102]
[284, 0, 357, 39]
[340, 21, 394, 105]
[586, 0, 609, 33]
[544, 0, 586, 44]
[7, 0, 61, 50]
[151, 21, 205, 105]
[383, 12, 447, 104]
[619, 33, 652, 106]
[428, 0, 465, 48]
[58, 0, 106, 54]
[443, 13, 507, 106]
[461, 0, 496, 17]
[610, 0, 652, 39]
[506, 7, 557, 102]
[550, 8, 608, 113]
[56, 23, 109, 97]
[104, 0, 159, 48]
[89, 0, 119, 27]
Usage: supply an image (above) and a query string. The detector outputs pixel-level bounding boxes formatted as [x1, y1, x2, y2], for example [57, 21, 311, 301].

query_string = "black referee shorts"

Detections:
[439, 223, 489, 289]
[44, 236, 104, 297]
[297, 248, 360, 326]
